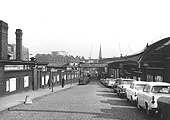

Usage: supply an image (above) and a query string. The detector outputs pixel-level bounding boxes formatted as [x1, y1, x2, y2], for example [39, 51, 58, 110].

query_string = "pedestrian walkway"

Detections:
[0, 83, 78, 112]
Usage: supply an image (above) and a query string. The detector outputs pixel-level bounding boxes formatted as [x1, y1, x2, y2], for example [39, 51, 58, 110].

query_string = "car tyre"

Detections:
[136, 99, 141, 110]
[131, 96, 134, 105]
[126, 97, 129, 102]
[158, 109, 164, 120]
[146, 104, 153, 116]
[118, 91, 121, 96]
[160, 111, 164, 120]
[116, 91, 119, 96]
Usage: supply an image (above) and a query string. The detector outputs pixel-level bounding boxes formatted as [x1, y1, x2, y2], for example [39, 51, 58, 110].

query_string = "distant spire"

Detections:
[99, 45, 102, 60]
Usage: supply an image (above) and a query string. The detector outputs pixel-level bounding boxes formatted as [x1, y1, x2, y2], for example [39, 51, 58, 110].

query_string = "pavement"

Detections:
[0, 83, 78, 112]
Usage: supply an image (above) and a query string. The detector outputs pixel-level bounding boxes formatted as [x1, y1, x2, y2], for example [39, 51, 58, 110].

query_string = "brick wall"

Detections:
[0, 20, 8, 60]
[2, 70, 32, 97]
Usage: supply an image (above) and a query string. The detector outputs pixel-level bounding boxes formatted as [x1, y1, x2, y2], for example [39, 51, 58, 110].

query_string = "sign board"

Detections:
[24, 76, 29, 88]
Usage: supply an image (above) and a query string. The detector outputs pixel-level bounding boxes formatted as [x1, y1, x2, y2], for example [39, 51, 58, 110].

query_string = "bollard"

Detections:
[24, 95, 33, 104]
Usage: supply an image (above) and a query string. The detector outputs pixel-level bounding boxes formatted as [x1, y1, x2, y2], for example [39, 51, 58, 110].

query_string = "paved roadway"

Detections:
[0, 78, 160, 120]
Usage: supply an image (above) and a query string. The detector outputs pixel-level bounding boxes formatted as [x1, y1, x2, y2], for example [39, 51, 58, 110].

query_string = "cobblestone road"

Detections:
[0, 78, 160, 120]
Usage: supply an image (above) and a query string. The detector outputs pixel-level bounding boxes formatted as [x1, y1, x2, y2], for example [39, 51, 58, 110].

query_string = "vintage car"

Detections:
[136, 82, 170, 116]
[115, 78, 136, 96]
[79, 77, 90, 85]
[105, 78, 116, 88]
[157, 97, 170, 120]
[112, 78, 123, 93]
[126, 81, 147, 105]
[100, 78, 107, 85]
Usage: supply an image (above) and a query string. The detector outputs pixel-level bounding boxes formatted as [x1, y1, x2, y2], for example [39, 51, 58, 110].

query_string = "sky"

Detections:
[1, 0, 170, 59]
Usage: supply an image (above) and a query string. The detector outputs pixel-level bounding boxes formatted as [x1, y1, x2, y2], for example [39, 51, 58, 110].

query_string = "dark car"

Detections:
[79, 77, 90, 85]
[158, 97, 170, 120]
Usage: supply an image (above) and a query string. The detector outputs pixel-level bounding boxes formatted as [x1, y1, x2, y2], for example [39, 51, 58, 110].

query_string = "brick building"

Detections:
[8, 44, 29, 61]
[0, 20, 80, 97]
[35, 53, 86, 64]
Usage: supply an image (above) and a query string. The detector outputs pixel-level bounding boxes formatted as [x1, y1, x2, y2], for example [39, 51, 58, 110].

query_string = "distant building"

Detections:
[99, 45, 102, 60]
[51, 51, 68, 56]
[35, 53, 86, 64]
[8, 44, 29, 61]
[98, 45, 103, 63]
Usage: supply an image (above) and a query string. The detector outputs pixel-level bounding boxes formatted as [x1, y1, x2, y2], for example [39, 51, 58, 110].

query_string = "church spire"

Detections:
[99, 44, 102, 60]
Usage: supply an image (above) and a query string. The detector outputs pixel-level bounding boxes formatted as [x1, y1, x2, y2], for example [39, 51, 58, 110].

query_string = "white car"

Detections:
[136, 82, 170, 116]
[105, 78, 116, 87]
[116, 78, 136, 96]
[126, 81, 147, 105]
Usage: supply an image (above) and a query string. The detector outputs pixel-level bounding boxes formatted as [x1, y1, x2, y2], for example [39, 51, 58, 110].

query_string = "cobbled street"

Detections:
[0, 78, 160, 120]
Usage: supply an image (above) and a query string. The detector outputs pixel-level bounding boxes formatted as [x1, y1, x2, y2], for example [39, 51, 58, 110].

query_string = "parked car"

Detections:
[157, 97, 170, 120]
[105, 78, 116, 88]
[112, 78, 122, 93]
[115, 78, 136, 96]
[100, 78, 107, 85]
[79, 77, 90, 85]
[126, 81, 147, 105]
[136, 82, 170, 116]
[100, 78, 104, 84]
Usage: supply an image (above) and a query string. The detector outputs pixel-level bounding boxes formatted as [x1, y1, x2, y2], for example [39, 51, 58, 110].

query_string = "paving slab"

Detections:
[0, 83, 78, 112]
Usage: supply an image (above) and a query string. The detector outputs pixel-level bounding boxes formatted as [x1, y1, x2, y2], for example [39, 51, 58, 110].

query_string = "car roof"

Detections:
[145, 82, 170, 86]
[121, 79, 136, 81]
[132, 81, 147, 85]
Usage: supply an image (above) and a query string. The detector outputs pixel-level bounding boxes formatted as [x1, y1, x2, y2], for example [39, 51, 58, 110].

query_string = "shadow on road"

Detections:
[7, 106, 160, 120]
[101, 99, 132, 106]
[97, 90, 114, 93]
[96, 93, 116, 98]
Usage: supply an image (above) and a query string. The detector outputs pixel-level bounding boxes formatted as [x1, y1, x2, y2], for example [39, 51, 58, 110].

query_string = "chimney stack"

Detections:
[0, 20, 8, 60]
[15, 29, 23, 61]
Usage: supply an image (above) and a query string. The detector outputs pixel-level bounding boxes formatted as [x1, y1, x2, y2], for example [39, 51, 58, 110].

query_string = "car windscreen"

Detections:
[121, 80, 133, 84]
[151, 86, 170, 93]
[135, 84, 145, 90]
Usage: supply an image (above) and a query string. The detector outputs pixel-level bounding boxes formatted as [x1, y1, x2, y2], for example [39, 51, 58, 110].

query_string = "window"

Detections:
[143, 85, 148, 92]
[146, 85, 151, 92]
[135, 84, 145, 91]
[151, 86, 170, 93]
[130, 83, 134, 89]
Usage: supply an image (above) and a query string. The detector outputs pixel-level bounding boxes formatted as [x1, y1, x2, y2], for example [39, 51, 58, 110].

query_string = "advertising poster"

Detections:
[24, 76, 29, 88]
[42, 76, 44, 85]
[9, 78, 16, 92]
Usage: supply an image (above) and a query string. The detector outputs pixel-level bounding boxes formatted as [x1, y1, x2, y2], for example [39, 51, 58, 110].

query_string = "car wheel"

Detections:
[146, 104, 153, 116]
[116, 91, 119, 96]
[130, 96, 134, 105]
[118, 91, 121, 96]
[126, 97, 129, 102]
[136, 99, 141, 110]
[160, 111, 164, 120]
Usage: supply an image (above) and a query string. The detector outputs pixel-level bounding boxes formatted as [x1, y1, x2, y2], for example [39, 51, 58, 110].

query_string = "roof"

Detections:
[105, 53, 143, 65]
[132, 81, 148, 84]
[47, 63, 68, 68]
[0, 60, 35, 65]
[139, 37, 170, 62]
[117, 78, 136, 81]
[146, 82, 170, 86]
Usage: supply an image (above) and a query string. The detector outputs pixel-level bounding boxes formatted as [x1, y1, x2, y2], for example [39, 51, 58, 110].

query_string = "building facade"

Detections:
[8, 44, 29, 61]
[35, 53, 86, 64]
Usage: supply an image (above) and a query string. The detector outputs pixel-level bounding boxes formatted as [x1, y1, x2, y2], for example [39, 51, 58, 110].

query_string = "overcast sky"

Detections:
[1, 0, 170, 59]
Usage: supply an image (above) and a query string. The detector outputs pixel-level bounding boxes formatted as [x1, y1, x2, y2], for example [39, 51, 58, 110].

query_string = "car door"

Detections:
[130, 83, 135, 98]
[126, 83, 132, 99]
[140, 84, 149, 108]
[143, 85, 151, 109]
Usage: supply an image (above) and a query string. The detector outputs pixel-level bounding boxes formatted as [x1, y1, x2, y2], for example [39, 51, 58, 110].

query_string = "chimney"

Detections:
[15, 29, 23, 61]
[0, 20, 8, 60]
